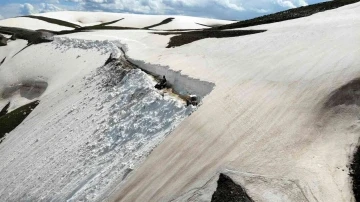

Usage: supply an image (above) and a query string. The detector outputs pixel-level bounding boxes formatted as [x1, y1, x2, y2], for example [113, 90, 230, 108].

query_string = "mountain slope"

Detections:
[0, 2, 359, 202]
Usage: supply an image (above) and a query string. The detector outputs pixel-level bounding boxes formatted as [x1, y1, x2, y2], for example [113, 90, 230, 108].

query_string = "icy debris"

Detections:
[52, 37, 121, 56]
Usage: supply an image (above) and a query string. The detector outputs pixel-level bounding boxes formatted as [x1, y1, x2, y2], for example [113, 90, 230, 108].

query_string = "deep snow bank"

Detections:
[0, 37, 197, 201]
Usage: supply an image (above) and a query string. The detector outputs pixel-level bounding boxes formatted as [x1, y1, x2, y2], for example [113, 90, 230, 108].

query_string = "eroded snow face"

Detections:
[0, 41, 194, 201]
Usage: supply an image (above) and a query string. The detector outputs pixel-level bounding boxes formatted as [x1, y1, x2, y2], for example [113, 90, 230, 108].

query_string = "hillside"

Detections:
[0, 1, 360, 202]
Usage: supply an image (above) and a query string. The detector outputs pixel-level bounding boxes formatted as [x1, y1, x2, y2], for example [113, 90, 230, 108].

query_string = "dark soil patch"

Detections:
[351, 146, 360, 201]
[213, 0, 360, 30]
[23, 15, 81, 29]
[0, 100, 40, 141]
[211, 174, 253, 202]
[55, 25, 138, 36]
[0, 34, 7, 46]
[82, 18, 124, 29]
[12, 43, 33, 58]
[0, 27, 54, 45]
[195, 23, 225, 28]
[153, 30, 266, 48]
[144, 18, 175, 29]
[323, 78, 360, 109]
[0, 57, 5, 65]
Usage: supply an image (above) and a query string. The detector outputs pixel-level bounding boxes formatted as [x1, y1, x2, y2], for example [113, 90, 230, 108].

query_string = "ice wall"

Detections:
[0, 37, 195, 201]
[119, 47, 215, 100]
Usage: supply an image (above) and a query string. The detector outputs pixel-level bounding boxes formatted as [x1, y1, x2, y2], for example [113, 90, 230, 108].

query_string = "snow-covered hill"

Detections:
[1, 2, 360, 202]
[34, 11, 233, 30]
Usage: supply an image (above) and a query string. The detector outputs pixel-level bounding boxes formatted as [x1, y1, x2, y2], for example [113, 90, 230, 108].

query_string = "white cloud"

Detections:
[298, 0, 309, 6]
[21, 3, 37, 15]
[0, 0, 323, 20]
[275, 0, 296, 8]
[39, 3, 64, 13]
[0, 14, 3, 20]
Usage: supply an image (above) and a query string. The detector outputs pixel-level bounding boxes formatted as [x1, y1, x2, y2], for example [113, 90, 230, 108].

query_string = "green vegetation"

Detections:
[0, 100, 40, 141]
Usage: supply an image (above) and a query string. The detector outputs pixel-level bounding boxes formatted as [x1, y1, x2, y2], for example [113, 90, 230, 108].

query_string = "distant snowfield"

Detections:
[35, 11, 233, 29]
[0, 3, 360, 202]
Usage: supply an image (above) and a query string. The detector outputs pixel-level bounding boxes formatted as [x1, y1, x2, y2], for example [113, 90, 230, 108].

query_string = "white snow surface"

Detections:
[0, 37, 193, 201]
[35, 11, 232, 29]
[0, 3, 360, 202]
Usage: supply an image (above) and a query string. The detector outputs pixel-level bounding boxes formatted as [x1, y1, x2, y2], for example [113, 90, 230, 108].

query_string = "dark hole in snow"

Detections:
[211, 174, 253, 202]
[0, 100, 40, 143]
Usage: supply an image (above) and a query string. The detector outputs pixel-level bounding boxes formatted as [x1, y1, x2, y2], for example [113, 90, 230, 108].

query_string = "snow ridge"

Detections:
[0, 37, 194, 201]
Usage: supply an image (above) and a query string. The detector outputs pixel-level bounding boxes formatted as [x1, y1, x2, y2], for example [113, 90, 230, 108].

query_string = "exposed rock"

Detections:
[0, 102, 10, 117]
[211, 174, 253, 202]
[10, 34, 17, 40]
[0, 34, 7, 46]
[35, 30, 55, 43]
[0, 27, 54, 44]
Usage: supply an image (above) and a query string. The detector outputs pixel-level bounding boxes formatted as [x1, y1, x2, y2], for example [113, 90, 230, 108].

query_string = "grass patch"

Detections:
[23, 15, 81, 29]
[213, 0, 360, 30]
[153, 30, 266, 48]
[0, 100, 40, 141]
[144, 18, 175, 29]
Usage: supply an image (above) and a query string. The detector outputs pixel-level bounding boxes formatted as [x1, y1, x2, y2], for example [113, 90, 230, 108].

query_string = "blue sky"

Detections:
[0, 0, 328, 20]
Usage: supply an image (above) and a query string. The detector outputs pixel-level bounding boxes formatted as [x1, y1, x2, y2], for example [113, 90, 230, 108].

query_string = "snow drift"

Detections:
[0, 37, 197, 201]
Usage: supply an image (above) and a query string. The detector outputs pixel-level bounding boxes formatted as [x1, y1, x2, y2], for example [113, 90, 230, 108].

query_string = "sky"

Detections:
[0, 0, 329, 20]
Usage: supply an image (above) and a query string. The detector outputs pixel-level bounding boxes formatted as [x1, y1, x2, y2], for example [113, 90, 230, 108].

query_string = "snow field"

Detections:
[0, 37, 194, 201]
[0, 3, 360, 202]
[35, 11, 233, 30]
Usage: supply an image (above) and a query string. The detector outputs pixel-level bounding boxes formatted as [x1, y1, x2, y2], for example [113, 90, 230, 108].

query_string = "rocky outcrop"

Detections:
[0, 27, 54, 44]
[35, 30, 55, 43]
[0, 34, 7, 46]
